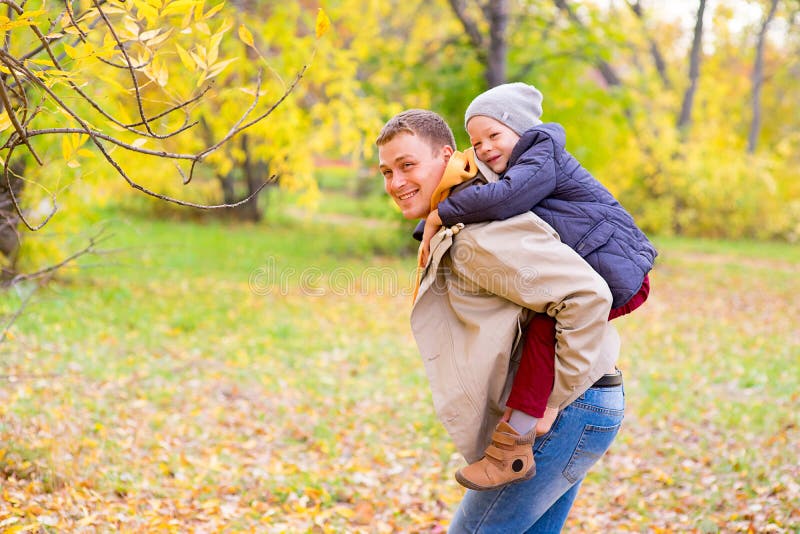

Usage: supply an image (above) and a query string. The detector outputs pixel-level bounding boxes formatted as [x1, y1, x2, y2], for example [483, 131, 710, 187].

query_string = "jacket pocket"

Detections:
[574, 219, 615, 257]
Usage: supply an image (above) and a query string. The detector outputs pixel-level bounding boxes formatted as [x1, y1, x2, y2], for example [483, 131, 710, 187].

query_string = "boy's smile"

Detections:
[378, 133, 452, 220]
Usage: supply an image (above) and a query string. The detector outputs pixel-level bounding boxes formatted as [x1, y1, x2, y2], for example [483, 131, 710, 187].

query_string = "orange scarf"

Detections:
[412, 148, 479, 302]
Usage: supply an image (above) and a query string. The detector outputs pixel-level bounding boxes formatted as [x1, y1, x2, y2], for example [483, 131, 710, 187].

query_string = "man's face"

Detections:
[378, 133, 452, 220]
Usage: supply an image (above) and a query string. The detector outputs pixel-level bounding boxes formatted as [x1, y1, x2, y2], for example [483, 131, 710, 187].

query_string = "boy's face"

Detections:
[378, 132, 452, 220]
[467, 115, 521, 174]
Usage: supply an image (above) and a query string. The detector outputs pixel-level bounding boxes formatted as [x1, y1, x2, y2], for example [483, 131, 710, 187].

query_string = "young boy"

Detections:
[421, 83, 656, 490]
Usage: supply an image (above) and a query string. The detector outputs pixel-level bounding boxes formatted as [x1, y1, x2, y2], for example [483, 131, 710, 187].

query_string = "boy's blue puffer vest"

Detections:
[437, 123, 657, 308]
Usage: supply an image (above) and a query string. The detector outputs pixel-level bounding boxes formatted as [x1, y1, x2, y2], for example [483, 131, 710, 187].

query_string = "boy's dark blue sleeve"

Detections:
[437, 142, 559, 226]
[412, 219, 425, 241]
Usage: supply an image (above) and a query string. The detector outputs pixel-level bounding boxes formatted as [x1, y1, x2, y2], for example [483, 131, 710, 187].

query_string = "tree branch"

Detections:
[446, 0, 487, 63]
[625, 0, 671, 89]
[553, 0, 621, 87]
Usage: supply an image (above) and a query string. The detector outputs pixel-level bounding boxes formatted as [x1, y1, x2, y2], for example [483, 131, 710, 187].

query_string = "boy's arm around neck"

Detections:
[438, 131, 558, 226]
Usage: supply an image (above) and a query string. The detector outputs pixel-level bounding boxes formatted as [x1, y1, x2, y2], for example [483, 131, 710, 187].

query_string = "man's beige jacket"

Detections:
[410, 154, 620, 463]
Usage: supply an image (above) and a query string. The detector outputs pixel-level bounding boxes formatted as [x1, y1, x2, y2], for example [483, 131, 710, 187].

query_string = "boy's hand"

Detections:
[535, 407, 558, 436]
[420, 209, 443, 266]
[502, 406, 558, 436]
[501, 407, 513, 422]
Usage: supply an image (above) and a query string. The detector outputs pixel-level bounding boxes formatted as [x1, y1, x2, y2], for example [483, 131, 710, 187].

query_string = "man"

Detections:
[377, 109, 625, 531]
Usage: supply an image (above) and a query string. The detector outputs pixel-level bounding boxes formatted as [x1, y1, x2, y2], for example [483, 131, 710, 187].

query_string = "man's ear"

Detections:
[441, 144, 454, 162]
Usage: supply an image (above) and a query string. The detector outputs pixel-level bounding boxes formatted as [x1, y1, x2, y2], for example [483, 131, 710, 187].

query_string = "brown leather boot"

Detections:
[455, 421, 536, 491]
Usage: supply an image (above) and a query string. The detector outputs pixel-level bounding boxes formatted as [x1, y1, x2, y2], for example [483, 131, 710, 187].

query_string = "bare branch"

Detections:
[124, 85, 212, 128]
[0, 0, 310, 231]
[446, 0, 488, 63]
[0, 284, 36, 344]
[3, 144, 58, 231]
[553, 0, 621, 87]
[0, 72, 42, 164]
[8, 2, 194, 140]
[625, 0, 671, 89]
[513, 50, 597, 80]
[1, 227, 108, 343]
[191, 65, 308, 185]
[91, 0, 158, 137]
[9, 228, 110, 284]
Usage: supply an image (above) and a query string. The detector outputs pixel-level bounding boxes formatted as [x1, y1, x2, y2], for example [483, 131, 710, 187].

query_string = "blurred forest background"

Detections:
[1, 0, 798, 279]
[0, 0, 798, 531]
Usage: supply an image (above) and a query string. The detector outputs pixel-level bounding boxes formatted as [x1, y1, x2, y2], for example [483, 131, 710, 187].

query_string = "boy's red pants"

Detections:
[506, 275, 651, 418]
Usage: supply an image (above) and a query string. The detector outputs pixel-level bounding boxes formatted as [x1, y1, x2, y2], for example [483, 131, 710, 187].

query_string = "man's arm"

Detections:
[449, 213, 615, 410]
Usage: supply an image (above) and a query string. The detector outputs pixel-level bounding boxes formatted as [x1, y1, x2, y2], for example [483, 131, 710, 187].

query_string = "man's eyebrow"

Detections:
[379, 153, 417, 169]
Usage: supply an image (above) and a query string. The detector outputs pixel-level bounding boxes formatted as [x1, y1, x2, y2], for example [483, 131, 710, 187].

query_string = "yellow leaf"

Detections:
[138, 28, 161, 41]
[28, 58, 55, 66]
[122, 16, 140, 39]
[194, 0, 205, 20]
[238, 24, 254, 48]
[175, 43, 195, 69]
[189, 49, 206, 70]
[161, 0, 197, 17]
[333, 505, 355, 519]
[145, 27, 173, 47]
[62, 135, 72, 161]
[207, 35, 221, 65]
[0, 112, 11, 133]
[315, 8, 330, 39]
[157, 63, 168, 86]
[18, 9, 47, 20]
[203, 2, 225, 19]
[196, 20, 210, 35]
[207, 57, 238, 79]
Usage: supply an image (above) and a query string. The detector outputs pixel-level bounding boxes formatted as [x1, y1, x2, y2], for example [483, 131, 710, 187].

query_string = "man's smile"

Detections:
[398, 189, 418, 200]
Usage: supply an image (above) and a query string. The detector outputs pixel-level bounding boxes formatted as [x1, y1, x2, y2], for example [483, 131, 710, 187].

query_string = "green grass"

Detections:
[1, 194, 798, 531]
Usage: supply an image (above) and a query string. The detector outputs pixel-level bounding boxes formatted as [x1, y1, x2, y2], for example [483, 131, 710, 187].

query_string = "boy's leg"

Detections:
[454, 315, 555, 491]
[506, 314, 557, 423]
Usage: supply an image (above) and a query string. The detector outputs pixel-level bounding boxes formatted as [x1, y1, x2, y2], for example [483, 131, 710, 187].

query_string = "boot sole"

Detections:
[454, 465, 536, 492]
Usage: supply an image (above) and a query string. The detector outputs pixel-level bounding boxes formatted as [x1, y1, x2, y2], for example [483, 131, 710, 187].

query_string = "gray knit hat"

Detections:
[464, 83, 544, 136]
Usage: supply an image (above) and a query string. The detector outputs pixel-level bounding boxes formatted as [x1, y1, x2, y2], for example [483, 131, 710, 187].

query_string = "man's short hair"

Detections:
[375, 109, 456, 154]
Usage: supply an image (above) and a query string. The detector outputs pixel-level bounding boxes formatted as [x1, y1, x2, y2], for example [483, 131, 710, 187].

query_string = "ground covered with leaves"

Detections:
[1, 209, 798, 532]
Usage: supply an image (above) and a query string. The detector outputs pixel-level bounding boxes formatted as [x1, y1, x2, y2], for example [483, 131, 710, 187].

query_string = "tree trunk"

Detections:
[238, 134, 264, 223]
[218, 173, 237, 204]
[747, 0, 779, 153]
[486, 0, 508, 87]
[446, 0, 508, 88]
[0, 161, 26, 275]
[677, 0, 707, 131]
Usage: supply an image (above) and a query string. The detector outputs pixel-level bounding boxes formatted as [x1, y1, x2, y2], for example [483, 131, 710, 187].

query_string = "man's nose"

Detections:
[391, 173, 408, 189]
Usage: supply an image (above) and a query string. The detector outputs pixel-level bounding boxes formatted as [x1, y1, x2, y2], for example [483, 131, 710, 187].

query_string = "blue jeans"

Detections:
[449, 384, 625, 533]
